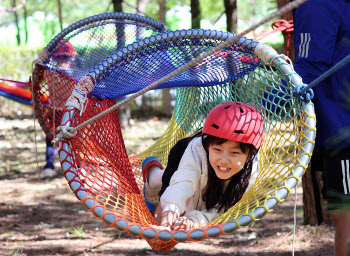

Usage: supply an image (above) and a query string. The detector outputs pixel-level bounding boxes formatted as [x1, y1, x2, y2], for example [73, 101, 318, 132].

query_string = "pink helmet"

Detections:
[52, 39, 74, 58]
[203, 101, 264, 149]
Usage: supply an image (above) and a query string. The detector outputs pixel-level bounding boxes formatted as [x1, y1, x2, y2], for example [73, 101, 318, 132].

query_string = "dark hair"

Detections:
[201, 134, 258, 212]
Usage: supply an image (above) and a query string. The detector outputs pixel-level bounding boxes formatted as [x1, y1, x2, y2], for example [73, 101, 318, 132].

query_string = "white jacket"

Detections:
[160, 136, 259, 228]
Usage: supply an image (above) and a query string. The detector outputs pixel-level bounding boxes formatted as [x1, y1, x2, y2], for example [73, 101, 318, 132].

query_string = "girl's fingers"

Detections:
[160, 211, 178, 227]
[173, 217, 194, 231]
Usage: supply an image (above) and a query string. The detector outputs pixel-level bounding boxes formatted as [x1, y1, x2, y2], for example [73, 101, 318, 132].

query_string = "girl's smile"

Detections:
[208, 140, 248, 180]
[217, 166, 231, 173]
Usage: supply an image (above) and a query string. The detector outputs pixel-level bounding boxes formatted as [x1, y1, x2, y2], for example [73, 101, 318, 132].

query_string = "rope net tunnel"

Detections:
[32, 15, 316, 252]
[31, 12, 167, 141]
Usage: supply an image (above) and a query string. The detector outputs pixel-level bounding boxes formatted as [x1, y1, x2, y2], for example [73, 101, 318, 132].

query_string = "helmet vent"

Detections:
[211, 124, 219, 129]
[240, 107, 244, 113]
[234, 130, 244, 134]
[224, 106, 231, 109]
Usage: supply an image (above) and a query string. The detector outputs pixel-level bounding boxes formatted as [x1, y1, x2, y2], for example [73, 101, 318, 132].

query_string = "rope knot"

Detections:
[293, 84, 314, 101]
[34, 49, 50, 66]
[271, 19, 294, 35]
[51, 126, 77, 144]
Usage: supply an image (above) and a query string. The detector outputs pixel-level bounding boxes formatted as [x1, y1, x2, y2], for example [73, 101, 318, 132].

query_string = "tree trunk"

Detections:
[301, 150, 332, 225]
[277, 0, 294, 62]
[112, 0, 123, 12]
[12, 0, 21, 46]
[23, 2, 28, 44]
[112, 0, 131, 129]
[251, 0, 256, 36]
[158, 0, 172, 117]
[57, 0, 63, 31]
[191, 0, 201, 29]
[223, 0, 237, 33]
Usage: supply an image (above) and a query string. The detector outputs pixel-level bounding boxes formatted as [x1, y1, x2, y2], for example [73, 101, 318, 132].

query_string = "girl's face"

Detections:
[208, 140, 249, 180]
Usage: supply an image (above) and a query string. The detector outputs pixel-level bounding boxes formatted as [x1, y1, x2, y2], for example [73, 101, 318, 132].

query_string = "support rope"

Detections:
[299, 53, 350, 94]
[30, 73, 40, 179]
[52, 0, 308, 144]
[292, 185, 297, 256]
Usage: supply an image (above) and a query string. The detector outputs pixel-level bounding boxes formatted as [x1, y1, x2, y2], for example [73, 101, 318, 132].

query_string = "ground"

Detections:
[0, 114, 334, 256]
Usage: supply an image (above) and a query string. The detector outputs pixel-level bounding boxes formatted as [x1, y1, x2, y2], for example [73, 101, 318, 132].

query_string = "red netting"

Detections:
[57, 97, 234, 251]
[32, 65, 76, 140]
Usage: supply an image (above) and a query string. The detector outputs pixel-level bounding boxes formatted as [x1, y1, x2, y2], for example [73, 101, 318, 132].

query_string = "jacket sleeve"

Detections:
[261, 1, 341, 113]
[293, 0, 340, 83]
[185, 208, 222, 228]
[160, 139, 203, 217]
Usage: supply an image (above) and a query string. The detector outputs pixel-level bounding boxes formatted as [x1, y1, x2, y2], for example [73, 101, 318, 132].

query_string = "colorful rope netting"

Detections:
[32, 14, 315, 253]
[32, 12, 167, 140]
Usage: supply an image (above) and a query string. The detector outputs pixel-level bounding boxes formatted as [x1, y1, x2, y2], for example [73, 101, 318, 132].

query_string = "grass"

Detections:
[66, 224, 85, 238]
[7, 242, 23, 256]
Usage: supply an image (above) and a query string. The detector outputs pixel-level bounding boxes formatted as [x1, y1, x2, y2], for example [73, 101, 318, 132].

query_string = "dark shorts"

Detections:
[322, 148, 350, 210]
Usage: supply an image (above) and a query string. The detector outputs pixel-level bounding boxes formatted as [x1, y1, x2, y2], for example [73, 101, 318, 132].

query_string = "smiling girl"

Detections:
[142, 101, 264, 231]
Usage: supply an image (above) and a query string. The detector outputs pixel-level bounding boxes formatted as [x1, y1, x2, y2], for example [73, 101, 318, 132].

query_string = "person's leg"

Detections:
[143, 138, 190, 214]
[44, 136, 55, 169]
[142, 157, 164, 211]
[323, 149, 350, 256]
[332, 212, 350, 256]
[41, 136, 57, 179]
[146, 165, 164, 190]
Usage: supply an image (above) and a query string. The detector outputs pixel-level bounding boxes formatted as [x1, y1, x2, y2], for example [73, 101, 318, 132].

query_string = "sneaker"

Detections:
[40, 168, 57, 179]
[142, 157, 163, 214]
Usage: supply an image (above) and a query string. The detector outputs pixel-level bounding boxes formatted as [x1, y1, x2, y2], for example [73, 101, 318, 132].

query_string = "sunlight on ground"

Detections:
[122, 117, 170, 156]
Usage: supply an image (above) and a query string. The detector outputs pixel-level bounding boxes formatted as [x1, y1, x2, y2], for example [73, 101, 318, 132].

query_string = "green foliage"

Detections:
[201, 0, 224, 25]
[0, 46, 41, 80]
[1, 0, 120, 47]
[0, 1, 284, 81]
[66, 225, 85, 238]
[238, 0, 277, 28]
[145, 0, 189, 22]
[1, 0, 111, 29]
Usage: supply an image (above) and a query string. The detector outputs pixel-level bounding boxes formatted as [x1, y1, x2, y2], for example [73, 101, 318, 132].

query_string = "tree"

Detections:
[159, 0, 173, 117]
[112, 0, 123, 12]
[191, 0, 200, 29]
[57, 0, 63, 31]
[224, 0, 237, 33]
[276, 0, 294, 62]
[1, 0, 115, 47]
[11, 0, 21, 45]
[112, 0, 131, 129]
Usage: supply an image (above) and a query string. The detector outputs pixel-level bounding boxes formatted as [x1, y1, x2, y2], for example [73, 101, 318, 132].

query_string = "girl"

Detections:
[142, 101, 264, 231]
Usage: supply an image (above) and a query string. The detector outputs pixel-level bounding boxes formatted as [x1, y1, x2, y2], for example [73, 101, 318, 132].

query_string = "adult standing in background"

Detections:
[293, 0, 350, 255]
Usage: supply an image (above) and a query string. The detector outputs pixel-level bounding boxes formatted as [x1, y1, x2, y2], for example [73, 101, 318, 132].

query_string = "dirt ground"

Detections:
[0, 112, 335, 256]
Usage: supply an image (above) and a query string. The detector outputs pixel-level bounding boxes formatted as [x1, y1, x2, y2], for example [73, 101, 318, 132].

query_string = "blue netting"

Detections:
[42, 13, 167, 82]
[88, 29, 261, 100]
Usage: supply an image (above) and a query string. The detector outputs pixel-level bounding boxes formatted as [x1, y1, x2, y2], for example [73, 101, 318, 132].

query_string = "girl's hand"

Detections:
[172, 216, 195, 231]
[149, 224, 171, 231]
[160, 211, 178, 228]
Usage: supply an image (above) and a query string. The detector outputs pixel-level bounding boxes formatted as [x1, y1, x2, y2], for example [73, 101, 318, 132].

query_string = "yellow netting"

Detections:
[32, 19, 315, 252]
[56, 59, 315, 252]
